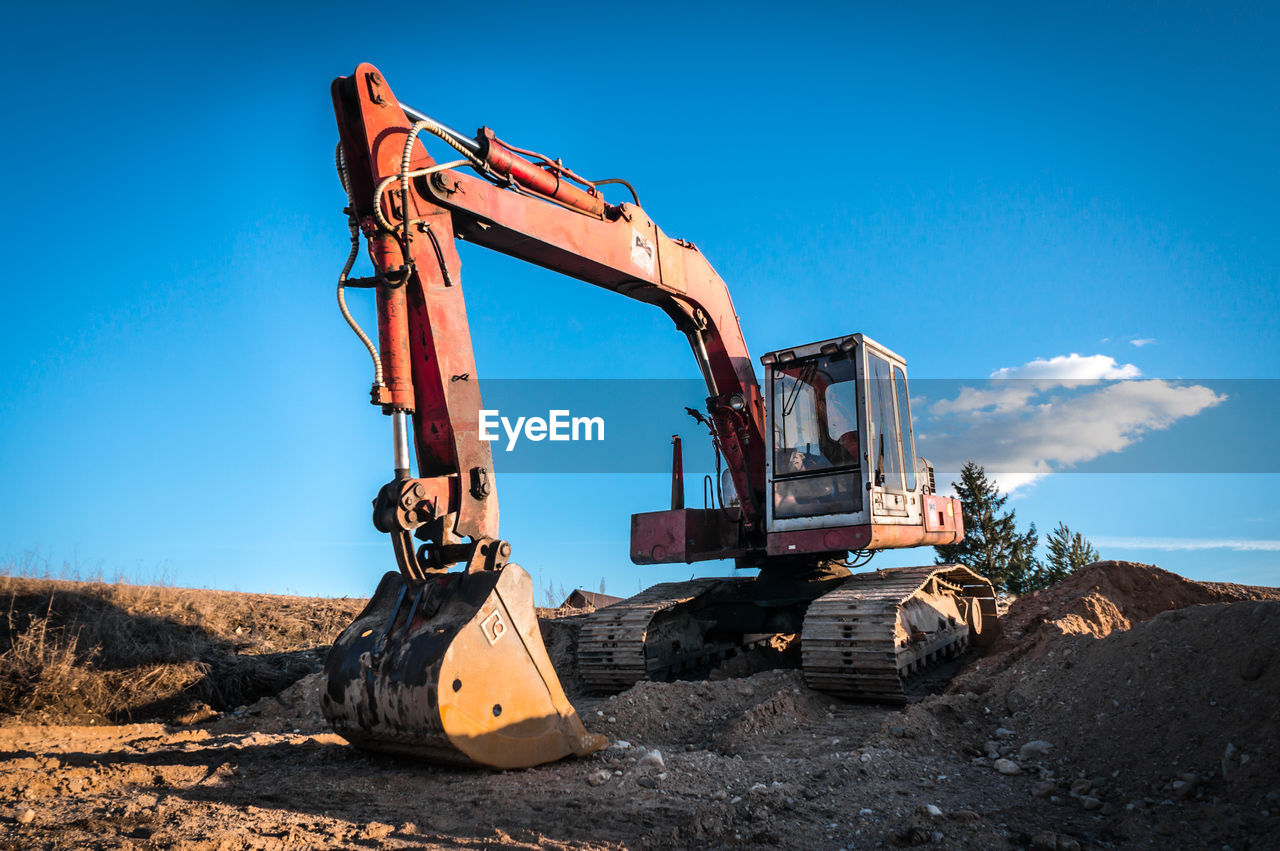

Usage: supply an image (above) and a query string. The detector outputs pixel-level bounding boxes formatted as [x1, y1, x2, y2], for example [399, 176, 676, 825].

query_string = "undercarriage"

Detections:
[579, 564, 998, 704]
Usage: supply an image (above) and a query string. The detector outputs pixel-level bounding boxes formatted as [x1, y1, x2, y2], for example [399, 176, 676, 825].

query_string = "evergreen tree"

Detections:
[1007, 521, 1043, 594]
[1041, 521, 1100, 585]
[934, 462, 1041, 593]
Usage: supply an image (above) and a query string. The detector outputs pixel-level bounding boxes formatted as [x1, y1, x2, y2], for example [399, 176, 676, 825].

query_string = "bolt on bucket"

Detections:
[322, 564, 607, 769]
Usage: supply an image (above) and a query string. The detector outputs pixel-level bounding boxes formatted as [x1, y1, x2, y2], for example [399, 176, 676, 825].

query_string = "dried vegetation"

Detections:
[0, 573, 365, 724]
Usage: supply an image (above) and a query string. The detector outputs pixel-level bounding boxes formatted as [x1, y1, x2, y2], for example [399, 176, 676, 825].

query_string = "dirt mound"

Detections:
[718, 685, 833, 743]
[954, 561, 1280, 693]
[210, 671, 329, 734]
[934, 562, 1280, 847]
[1002, 560, 1277, 640]
[592, 670, 833, 752]
[998, 601, 1279, 803]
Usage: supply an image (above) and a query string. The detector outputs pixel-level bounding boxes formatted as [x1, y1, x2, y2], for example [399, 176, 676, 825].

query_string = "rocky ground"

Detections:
[0, 561, 1276, 849]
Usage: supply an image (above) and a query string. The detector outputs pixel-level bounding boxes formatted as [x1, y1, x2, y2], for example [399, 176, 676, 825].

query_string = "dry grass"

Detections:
[0, 572, 367, 724]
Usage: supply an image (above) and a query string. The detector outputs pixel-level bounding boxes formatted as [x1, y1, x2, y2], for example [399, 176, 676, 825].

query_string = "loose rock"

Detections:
[1222, 743, 1240, 779]
[1020, 740, 1054, 760]
[361, 822, 393, 840]
[994, 758, 1021, 775]
[1031, 832, 1080, 851]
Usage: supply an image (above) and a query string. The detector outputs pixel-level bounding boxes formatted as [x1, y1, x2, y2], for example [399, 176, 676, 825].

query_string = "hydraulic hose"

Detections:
[335, 143, 384, 390]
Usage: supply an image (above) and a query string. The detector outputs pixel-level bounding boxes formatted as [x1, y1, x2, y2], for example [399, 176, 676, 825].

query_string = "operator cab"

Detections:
[760, 334, 933, 537]
[631, 332, 960, 565]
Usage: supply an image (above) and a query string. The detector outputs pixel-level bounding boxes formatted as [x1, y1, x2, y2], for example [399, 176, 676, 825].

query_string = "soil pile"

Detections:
[1001, 560, 1280, 639]
[955, 560, 1280, 690]
[995, 600, 1279, 802]
[939, 561, 1280, 848]
[590, 670, 835, 753]
[210, 671, 330, 735]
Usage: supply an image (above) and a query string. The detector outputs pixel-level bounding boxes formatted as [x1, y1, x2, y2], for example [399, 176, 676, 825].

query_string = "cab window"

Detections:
[770, 351, 863, 519]
[894, 365, 916, 491]
[866, 353, 905, 492]
[771, 353, 860, 474]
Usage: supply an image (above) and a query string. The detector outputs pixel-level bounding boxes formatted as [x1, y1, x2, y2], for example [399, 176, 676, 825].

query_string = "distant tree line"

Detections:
[934, 462, 1100, 594]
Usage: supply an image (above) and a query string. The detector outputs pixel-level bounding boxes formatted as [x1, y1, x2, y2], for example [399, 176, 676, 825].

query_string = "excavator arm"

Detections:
[333, 63, 767, 557]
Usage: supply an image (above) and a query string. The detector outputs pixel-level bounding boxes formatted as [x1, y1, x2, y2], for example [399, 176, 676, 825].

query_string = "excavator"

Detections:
[322, 63, 998, 770]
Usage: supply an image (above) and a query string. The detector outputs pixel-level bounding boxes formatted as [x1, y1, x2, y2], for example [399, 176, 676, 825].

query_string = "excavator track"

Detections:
[801, 564, 995, 704]
[579, 565, 995, 703]
[578, 578, 728, 692]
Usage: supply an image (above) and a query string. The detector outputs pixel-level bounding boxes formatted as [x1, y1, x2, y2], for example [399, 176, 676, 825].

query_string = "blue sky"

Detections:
[1, 1, 1276, 597]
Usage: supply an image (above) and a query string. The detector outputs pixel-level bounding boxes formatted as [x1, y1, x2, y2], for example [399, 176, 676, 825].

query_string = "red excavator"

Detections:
[323, 64, 997, 769]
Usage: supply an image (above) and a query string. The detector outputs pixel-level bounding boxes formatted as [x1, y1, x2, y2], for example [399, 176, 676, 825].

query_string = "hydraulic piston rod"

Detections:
[399, 103, 482, 157]
[392, 410, 412, 479]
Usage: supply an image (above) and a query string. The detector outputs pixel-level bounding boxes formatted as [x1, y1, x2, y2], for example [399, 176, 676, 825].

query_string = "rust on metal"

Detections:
[322, 566, 606, 769]
[630, 507, 747, 564]
[765, 512, 964, 558]
[801, 564, 996, 704]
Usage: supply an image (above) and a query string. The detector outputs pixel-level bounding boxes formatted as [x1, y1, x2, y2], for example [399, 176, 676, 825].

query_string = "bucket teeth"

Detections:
[322, 566, 606, 769]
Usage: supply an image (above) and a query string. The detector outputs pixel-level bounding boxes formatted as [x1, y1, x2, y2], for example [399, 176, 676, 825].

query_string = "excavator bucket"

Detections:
[321, 564, 607, 769]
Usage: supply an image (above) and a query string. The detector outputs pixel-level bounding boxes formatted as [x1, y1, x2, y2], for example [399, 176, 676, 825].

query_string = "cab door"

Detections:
[864, 348, 917, 518]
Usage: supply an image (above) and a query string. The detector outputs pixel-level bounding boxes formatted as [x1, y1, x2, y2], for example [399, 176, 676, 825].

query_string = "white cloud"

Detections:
[934, 354, 1145, 418]
[990, 353, 1141, 381]
[931, 384, 1039, 416]
[1129, 338, 1156, 348]
[920, 357, 1226, 495]
[934, 470, 1050, 497]
[1093, 536, 1280, 552]
[1000, 380, 1224, 466]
